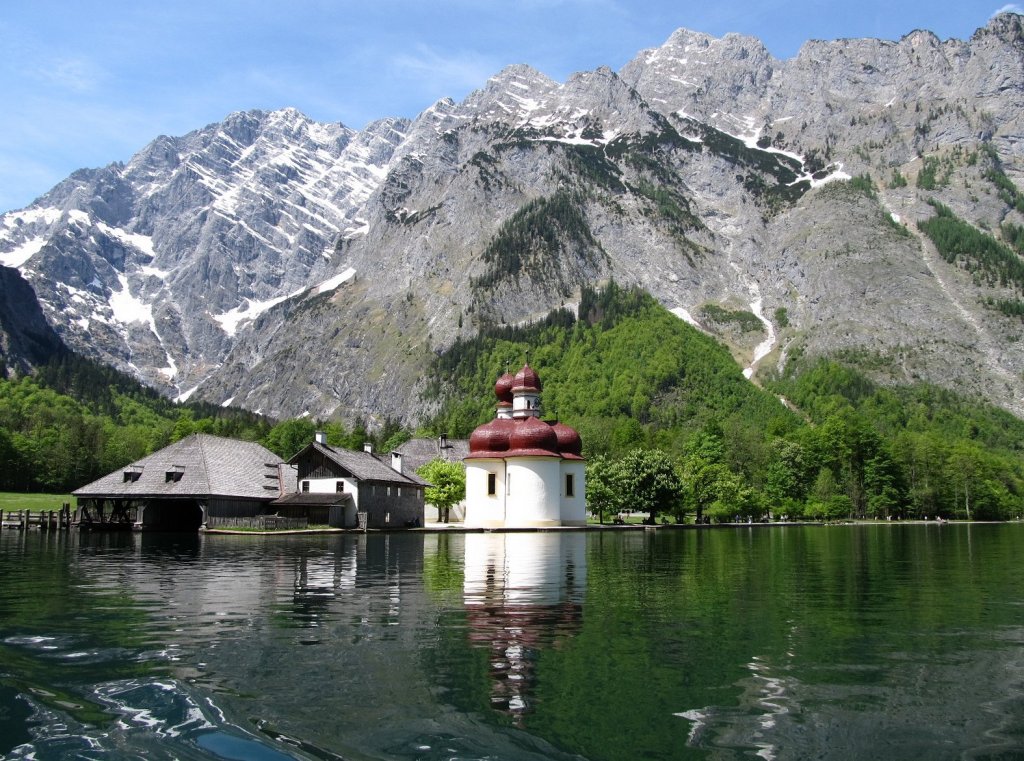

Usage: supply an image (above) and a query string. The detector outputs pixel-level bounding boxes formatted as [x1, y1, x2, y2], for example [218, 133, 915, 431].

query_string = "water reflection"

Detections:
[5, 525, 1024, 760]
[462, 532, 586, 724]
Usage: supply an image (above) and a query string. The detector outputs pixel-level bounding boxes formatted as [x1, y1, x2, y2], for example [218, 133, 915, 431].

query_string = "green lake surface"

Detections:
[1, 524, 1023, 760]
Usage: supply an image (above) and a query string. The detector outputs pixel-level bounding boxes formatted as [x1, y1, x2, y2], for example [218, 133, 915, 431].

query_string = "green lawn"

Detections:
[0, 492, 74, 513]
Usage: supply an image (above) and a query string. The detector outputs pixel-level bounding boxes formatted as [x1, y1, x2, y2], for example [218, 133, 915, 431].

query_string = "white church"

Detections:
[463, 364, 586, 528]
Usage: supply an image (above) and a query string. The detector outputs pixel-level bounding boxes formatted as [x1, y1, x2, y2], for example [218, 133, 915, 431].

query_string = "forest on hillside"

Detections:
[0, 354, 387, 492]
[425, 282, 1024, 521]
[2, 282, 1023, 521]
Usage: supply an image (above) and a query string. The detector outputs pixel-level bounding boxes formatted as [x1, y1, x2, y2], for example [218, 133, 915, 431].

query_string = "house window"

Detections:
[565, 473, 575, 498]
[387, 486, 392, 496]
[397, 487, 402, 498]
[302, 481, 310, 493]
[487, 473, 496, 496]
[336, 481, 344, 492]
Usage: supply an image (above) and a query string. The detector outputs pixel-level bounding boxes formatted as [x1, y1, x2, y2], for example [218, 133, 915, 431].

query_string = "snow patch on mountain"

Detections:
[96, 223, 156, 258]
[212, 268, 357, 337]
[2, 207, 61, 231]
[314, 267, 356, 294]
[214, 292, 300, 337]
[140, 265, 170, 280]
[109, 274, 155, 328]
[0, 237, 46, 268]
[670, 306, 702, 329]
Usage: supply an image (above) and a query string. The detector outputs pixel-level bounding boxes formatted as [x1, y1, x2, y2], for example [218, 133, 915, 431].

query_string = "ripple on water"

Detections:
[9, 677, 307, 760]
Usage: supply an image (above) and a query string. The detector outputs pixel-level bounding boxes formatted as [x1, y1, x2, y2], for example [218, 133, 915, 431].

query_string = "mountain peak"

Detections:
[3, 17, 1024, 422]
[975, 11, 1024, 43]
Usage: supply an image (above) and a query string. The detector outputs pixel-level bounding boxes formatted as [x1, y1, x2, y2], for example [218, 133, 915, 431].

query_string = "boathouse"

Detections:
[285, 434, 428, 529]
[72, 433, 283, 531]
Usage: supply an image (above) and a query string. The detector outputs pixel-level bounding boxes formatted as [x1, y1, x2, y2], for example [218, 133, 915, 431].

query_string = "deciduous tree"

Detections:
[417, 459, 466, 523]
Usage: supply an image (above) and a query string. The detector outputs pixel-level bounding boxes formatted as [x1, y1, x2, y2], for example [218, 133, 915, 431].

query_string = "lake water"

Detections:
[2, 524, 1023, 760]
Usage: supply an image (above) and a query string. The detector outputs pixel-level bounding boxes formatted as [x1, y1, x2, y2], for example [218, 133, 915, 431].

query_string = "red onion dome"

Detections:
[509, 415, 559, 454]
[468, 418, 514, 454]
[512, 363, 542, 393]
[551, 421, 583, 457]
[494, 372, 514, 404]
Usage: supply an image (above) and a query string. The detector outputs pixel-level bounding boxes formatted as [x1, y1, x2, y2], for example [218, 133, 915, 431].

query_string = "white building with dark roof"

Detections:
[73, 433, 283, 531]
[286, 434, 429, 529]
[464, 364, 586, 528]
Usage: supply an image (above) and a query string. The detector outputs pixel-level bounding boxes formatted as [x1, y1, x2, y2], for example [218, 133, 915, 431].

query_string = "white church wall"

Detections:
[464, 460, 507, 528]
[560, 461, 587, 526]
[505, 458, 562, 527]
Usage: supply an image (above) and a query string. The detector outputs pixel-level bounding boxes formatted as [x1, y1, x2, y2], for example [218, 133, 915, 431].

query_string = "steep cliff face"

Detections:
[2, 15, 1023, 422]
[0, 109, 408, 396]
[0, 265, 66, 377]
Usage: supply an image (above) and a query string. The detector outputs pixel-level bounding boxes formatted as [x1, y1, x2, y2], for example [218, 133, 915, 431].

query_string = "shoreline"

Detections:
[198, 518, 1007, 536]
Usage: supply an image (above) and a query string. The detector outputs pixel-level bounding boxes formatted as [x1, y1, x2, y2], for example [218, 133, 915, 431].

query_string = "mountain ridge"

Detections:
[1, 14, 1023, 424]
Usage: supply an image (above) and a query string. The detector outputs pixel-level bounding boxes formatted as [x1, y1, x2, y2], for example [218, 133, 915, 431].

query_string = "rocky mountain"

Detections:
[0, 265, 67, 377]
[1, 14, 1023, 424]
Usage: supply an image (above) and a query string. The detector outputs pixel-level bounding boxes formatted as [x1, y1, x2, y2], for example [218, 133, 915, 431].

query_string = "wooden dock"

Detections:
[0, 504, 74, 532]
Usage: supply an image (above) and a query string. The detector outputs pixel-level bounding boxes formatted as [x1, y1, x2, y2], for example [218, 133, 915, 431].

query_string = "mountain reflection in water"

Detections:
[2, 525, 1024, 760]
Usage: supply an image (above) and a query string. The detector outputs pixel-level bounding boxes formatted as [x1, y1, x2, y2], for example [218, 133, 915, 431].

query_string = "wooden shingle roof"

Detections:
[271, 492, 354, 508]
[73, 433, 283, 500]
[290, 441, 427, 486]
[394, 437, 469, 474]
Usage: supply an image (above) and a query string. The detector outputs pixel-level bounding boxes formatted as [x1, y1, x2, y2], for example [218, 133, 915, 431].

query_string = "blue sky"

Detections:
[0, 0, 1015, 213]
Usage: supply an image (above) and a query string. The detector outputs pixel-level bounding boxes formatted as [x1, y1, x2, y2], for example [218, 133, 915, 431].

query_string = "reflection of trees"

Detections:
[0, 531, 158, 731]
[7, 525, 1024, 759]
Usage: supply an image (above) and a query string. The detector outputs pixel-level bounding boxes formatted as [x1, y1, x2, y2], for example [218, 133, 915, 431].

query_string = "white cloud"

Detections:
[391, 44, 499, 99]
[992, 4, 1023, 16]
[35, 57, 104, 93]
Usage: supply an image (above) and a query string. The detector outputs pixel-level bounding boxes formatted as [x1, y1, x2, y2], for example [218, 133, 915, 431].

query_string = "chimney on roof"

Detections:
[391, 451, 403, 473]
[315, 431, 327, 445]
[363, 442, 373, 454]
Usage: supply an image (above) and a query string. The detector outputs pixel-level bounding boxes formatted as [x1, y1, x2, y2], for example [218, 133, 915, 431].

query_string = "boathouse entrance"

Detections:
[136, 499, 205, 531]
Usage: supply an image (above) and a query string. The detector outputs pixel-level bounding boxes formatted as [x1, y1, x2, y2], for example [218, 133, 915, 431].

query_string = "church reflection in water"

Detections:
[462, 532, 587, 724]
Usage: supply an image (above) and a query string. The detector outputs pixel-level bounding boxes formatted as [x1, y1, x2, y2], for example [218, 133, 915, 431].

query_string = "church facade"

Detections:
[464, 364, 586, 528]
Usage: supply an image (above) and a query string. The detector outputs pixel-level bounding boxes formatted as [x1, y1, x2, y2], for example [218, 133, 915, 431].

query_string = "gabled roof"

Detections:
[73, 433, 283, 500]
[271, 492, 354, 508]
[394, 437, 470, 474]
[290, 441, 427, 486]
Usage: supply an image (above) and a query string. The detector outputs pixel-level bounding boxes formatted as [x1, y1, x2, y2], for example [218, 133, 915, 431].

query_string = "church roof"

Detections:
[466, 364, 584, 460]
[466, 418, 583, 460]
[495, 372, 515, 404]
[511, 364, 542, 393]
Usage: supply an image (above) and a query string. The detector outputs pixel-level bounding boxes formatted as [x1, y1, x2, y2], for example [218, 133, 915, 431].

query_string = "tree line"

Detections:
[0, 354, 402, 493]
[4, 282, 1024, 521]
